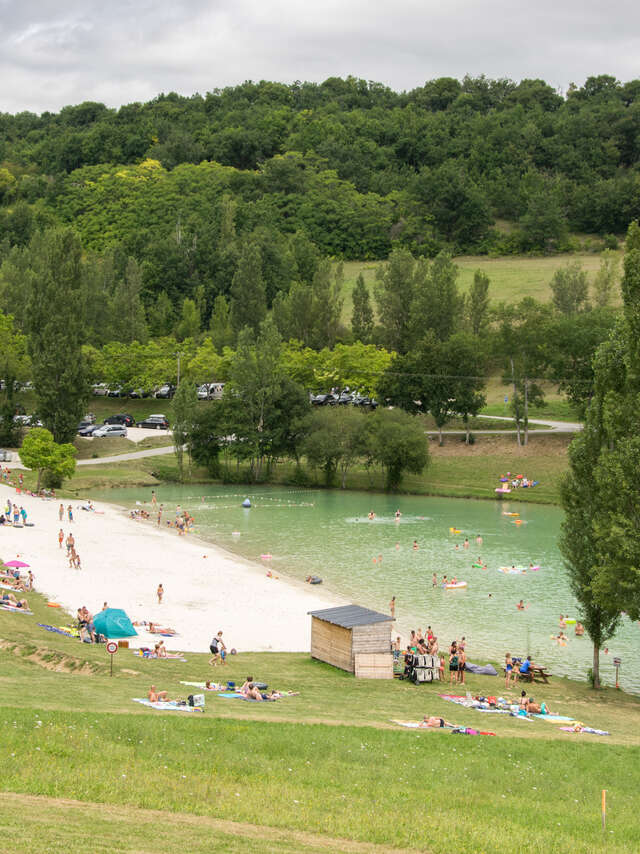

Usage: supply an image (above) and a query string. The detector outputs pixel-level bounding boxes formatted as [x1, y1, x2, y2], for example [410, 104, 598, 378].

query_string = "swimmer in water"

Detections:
[378, 554, 383, 564]
[395, 542, 400, 550]
[412, 540, 418, 550]
[517, 600, 525, 610]
[463, 538, 469, 549]
[432, 573, 437, 587]
[454, 544, 459, 551]
[442, 574, 448, 585]
[394, 509, 402, 521]
[476, 534, 482, 545]
[368, 511, 375, 521]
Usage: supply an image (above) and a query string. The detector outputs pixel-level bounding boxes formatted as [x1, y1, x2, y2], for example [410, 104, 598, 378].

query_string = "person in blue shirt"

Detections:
[519, 656, 533, 676]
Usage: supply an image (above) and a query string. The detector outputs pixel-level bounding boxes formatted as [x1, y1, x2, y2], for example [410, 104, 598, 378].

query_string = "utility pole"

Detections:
[176, 352, 182, 387]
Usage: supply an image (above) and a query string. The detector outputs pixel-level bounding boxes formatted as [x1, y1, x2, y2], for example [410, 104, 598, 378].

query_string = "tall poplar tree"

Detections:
[26, 228, 89, 443]
[351, 273, 374, 342]
[230, 242, 266, 335]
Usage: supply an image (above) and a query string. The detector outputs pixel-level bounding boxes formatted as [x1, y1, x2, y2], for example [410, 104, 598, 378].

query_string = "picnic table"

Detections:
[503, 664, 551, 684]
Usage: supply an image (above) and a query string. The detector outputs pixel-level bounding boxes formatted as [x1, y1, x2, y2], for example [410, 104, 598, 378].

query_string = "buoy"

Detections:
[242, 499, 251, 508]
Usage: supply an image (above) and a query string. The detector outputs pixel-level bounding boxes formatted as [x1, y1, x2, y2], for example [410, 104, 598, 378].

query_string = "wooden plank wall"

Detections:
[310, 618, 353, 672]
[354, 652, 394, 679]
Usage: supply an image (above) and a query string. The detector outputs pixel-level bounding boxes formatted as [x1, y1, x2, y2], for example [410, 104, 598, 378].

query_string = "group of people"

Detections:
[58, 529, 82, 569]
[77, 605, 99, 643]
[396, 628, 469, 684]
[1, 497, 28, 526]
[0, 562, 32, 611]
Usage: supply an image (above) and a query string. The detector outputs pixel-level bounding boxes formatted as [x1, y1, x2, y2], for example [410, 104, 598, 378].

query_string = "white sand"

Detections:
[0, 483, 344, 654]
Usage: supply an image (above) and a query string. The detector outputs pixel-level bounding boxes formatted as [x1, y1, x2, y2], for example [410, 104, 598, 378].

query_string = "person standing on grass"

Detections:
[449, 642, 459, 683]
[58, 503, 64, 522]
[157, 583, 164, 604]
[457, 645, 466, 684]
[209, 631, 227, 666]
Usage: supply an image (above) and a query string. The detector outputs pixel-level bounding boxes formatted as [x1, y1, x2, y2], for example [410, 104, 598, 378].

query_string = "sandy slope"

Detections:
[0, 483, 344, 654]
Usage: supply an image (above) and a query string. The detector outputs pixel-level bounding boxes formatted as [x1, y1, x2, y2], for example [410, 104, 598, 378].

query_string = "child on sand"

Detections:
[58, 529, 64, 549]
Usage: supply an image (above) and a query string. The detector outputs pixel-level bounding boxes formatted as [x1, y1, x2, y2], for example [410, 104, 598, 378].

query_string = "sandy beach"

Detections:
[0, 482, 344, 654]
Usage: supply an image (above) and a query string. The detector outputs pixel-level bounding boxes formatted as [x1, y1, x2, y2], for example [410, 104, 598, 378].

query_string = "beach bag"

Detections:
[188, 694, 205, 707]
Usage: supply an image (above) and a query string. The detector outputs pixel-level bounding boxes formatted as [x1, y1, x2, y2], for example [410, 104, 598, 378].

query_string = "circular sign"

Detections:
[106, 641, 118, 654]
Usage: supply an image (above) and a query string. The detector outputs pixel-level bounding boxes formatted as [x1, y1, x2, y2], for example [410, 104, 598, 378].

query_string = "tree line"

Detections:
[1, 74, 640, 276]
[1, 223, 635, 450]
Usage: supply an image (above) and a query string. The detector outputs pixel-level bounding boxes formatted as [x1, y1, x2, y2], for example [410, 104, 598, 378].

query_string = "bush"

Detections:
[603, 233, 619, 250]
[43, 468, 63, 489]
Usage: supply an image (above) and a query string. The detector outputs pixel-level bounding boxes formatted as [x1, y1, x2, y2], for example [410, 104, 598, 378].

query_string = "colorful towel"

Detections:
[132, 698, 203, 712]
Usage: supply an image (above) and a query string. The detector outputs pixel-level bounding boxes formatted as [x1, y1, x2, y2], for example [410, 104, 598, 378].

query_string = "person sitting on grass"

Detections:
[148, 685, 170, 702]
[246, 683, 264, 701]
[239, 677, 254, 696]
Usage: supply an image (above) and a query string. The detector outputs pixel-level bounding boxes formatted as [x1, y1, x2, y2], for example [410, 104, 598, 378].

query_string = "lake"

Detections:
[91, 484, 640, 693]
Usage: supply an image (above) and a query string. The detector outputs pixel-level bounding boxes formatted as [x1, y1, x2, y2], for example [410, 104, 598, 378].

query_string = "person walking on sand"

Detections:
[157, 584, 164, 604]
[58, 503, 64, 522]
[67, 504, 73, 523]
[58, 528, 64, 549]
[157, 504, 163, 526]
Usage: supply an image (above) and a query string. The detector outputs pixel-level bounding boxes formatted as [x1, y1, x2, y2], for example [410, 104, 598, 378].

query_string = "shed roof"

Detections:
[308, 604, 394, 628]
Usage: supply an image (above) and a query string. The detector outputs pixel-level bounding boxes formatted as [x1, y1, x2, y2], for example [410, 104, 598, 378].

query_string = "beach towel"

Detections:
[390, 720, 456, 729]
[132, 698, 204, 713]
[533, 714, 576, 723]
[38, 623, 79, 638]
[560, 726, 610, 736]
[180, 681, 223, 691]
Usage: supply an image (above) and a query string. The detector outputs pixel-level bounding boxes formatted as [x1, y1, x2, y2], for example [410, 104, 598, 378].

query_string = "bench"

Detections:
[503, 665, 550, 684]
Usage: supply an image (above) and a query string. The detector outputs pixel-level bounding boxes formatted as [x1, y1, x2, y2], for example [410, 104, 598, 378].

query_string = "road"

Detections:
[4, 415, 583, 469]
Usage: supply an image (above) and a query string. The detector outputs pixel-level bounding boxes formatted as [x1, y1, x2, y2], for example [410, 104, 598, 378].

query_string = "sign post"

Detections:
[613, 657, 621, 690]
[106, 640, 118, 676]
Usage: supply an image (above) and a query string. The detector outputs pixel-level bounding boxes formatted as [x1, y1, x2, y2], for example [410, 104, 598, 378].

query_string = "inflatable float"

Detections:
[471, 562, 485, 569]
[495, 487, 511, 495]
[530, 565, 541, 571]
[503, 512, 520, 517]
[499, 567, 526, 574]
[445, 581, 467, 589]
[306, 575, 323, 585]
[242, 498, 251, 508]
[449, 527, 462, 534]
[46, 602, 61, 608]
[564, 618, 576, 625]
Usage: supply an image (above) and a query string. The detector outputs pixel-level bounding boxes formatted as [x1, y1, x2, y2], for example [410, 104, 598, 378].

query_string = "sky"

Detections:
[1, 0, 639, 114]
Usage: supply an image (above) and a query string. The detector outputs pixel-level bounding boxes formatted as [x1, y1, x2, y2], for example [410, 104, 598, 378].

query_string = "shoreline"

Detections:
[0, 483, 345, 655]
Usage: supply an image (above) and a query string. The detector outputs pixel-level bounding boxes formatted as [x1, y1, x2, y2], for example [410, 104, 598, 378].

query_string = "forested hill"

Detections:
[2, 74, 640, 258]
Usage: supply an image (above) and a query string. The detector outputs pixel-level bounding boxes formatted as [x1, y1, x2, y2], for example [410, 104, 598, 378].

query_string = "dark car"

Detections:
[77, 422, 99, 437]
[352, 395, 378, 409]
[103, 414, 135, 427]
[136, 414, 170, 430]
[336, 392, 354, 405]
[311, 393, 338, 406]
[107, 387, 125, 397]
[128, 388, 150, 399]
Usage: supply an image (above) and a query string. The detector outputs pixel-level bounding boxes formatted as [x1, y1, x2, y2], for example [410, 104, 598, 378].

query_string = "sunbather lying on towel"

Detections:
[148, 685, 170, 702]
[423, 716, 455, 728]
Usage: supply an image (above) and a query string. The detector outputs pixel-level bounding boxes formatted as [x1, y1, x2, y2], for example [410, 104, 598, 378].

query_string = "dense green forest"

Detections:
[1, 75, 639, 455]
[1, 74, 640, 328]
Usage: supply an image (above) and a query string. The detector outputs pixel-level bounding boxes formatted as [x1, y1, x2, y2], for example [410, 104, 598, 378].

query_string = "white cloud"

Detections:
[0, 0, 638, 113]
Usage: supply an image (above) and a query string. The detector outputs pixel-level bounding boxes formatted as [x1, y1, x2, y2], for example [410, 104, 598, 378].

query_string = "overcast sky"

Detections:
[1, 0, 639, 114]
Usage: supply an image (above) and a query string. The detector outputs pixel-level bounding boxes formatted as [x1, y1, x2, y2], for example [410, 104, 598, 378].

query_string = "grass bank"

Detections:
[1, 596, 639, 853]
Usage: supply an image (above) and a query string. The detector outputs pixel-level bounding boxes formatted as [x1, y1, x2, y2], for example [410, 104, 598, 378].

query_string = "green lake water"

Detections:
[92, 484, 640, 693]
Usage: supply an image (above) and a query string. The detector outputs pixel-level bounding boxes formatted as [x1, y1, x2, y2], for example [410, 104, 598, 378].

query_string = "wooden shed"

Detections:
[308, 605, 394, 679]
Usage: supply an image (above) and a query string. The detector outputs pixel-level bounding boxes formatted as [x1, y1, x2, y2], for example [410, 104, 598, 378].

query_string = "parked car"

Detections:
[103, 414, 135, 427]
[128, 388, 149, 399]
[77, 423, 99, 437]
[352, 394, 379, 409]
[155, 384, 176, 399]
[93, 424, 128, 438]
[311, 393, 337, 406]
[197, 384, 210, 400]
[107, 387, 125, 398]
[92, 383, 109, 396]
[136, 414, 170, 430]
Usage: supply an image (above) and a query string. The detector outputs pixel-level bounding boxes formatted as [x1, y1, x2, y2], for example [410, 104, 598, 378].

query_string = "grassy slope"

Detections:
[340, 252, 620, 321]
[1, 595, 640, 853]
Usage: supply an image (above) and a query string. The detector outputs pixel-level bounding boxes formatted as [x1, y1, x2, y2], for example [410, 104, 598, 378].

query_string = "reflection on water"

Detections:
[92, 484, 640, 693]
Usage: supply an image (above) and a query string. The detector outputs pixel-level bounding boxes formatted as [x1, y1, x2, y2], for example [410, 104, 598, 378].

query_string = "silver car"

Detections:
[92, 424, 128, 438]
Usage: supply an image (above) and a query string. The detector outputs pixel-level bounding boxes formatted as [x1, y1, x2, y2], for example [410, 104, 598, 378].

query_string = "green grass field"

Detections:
[340, 252, 621, 323]
[1, 593, 640, 853]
